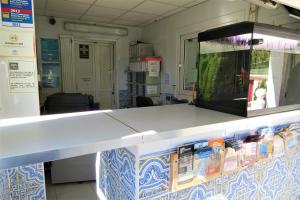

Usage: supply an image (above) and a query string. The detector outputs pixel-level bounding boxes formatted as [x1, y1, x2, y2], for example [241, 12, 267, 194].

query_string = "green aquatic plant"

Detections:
[198, 53, 222, 101]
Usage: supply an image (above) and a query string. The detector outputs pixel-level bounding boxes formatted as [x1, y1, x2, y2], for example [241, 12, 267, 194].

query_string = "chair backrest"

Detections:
[136, 96, 154, 107]
[44, 93, 94, 114]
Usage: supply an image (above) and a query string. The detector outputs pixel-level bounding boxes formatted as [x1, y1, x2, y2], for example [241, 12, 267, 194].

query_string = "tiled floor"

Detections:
[46, 181, 99, 200]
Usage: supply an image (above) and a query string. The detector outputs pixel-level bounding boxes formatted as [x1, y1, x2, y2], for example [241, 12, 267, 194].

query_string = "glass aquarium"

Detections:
[196, 22, 300, 117]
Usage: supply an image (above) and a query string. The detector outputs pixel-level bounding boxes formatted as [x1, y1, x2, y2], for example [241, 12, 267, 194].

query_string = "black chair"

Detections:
[136, 96, 154, 107]
[43, 93, 99, 115]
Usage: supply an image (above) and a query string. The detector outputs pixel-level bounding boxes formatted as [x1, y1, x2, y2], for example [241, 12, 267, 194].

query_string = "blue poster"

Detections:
[1, 0, 33, 28]
[41, 38, 59, 62]
[42, 63, 60, 88]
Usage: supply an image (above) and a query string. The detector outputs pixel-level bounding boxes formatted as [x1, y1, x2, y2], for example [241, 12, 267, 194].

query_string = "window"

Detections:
[179, 34, 199, 95]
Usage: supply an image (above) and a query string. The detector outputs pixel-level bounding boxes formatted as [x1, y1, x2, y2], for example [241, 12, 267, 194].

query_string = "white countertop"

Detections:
[107, 104, 242, 132]
[0, 104, 299, 169]
[0, 110, 138, 169]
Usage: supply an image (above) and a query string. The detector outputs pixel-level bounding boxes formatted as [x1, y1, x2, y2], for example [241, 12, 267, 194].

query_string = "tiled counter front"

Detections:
[98, 123, 300, 200]
[98, 148, 136, 200]
[138, 150, 300, 200]
[98, 149, 300, 200]
[0, 163, 46, 200]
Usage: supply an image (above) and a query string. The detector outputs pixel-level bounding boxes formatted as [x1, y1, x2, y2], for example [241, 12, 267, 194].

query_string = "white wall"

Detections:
[141, 0, 300, 99]
[35, 16, 142, 104]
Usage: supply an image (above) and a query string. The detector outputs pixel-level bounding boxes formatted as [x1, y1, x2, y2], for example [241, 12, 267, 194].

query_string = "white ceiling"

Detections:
[34, 0, 208, 27]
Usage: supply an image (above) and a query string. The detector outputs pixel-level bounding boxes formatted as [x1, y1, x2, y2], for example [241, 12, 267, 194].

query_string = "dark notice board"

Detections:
[79, 44, 89, 59]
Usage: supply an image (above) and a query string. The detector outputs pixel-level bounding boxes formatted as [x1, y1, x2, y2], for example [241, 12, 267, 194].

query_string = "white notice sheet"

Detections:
[8, 60, 36, 93]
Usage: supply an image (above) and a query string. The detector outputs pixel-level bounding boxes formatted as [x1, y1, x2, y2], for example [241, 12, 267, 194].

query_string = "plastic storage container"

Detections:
[240, 135, 260, 166]
[129, 43, 153, 61]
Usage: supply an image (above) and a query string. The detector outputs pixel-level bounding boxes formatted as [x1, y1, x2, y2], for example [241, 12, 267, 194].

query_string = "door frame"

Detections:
[73, 38, 117, 109]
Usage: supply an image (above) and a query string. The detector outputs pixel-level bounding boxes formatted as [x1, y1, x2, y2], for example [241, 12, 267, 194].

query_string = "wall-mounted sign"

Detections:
[41, 38, 59, 62]
[8, 60, 36, 93]
[42, 63, 60, 88]
[79, 44, 89, 59]
[0, 30, 34, 57]
[1, 0, 33, 28]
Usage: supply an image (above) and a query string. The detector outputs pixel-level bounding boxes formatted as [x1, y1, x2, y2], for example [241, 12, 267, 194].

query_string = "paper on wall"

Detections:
[164, 73, 170, 85]
[146, 85, 158, 96]
[41, 38, 60, 62]
[42, 63, 60, 88]
[1, 0, 34, 28]
[148, 61, 160, 77]
[0, 30, 35, 57]
[8, 60, 36, 93]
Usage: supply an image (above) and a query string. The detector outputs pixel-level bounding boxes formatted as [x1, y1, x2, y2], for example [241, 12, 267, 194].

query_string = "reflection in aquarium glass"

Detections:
[249, 33, 300, 111]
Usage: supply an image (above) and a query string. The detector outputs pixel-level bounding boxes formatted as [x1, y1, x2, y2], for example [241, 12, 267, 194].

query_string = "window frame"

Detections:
[179, 32, 199, 96]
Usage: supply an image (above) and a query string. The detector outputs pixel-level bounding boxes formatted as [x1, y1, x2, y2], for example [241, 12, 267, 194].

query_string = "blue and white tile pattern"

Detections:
[98, 122, 300, 200]
[139, 154, 170, 199]
[0, 163, 46, 200]
[99, 148, 136, 200]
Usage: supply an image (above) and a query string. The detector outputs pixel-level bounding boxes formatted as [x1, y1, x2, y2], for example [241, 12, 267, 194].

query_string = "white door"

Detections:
[75, 42, 96, 98]
[95, 43, 115, 109]
[74, 41, 114, 109]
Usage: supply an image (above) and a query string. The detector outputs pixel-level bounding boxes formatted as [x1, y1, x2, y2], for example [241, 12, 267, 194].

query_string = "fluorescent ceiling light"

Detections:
[284, 5, 300, 20]
[289, 14, 300, 20]
[65, 22, 128, 36]
[274, 0, 300, 10]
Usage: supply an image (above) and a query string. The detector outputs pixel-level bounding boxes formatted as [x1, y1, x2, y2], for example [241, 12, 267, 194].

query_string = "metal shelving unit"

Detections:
[127, 43, 162, 107]
[127, 70, 161, 107]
